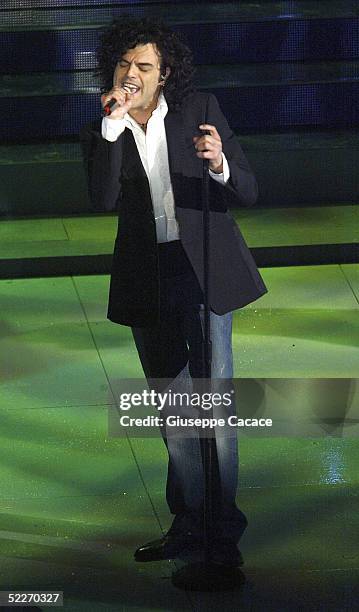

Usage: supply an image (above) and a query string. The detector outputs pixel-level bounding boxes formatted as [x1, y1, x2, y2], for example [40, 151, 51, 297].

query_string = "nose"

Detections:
[126, 61, 139, 80]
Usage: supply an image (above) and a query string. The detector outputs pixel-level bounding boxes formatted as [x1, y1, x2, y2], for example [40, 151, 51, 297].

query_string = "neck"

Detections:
[129, 91, 161, 126]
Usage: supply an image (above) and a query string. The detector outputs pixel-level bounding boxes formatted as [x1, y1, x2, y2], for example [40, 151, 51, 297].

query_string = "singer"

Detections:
[80, 17, 267, 567]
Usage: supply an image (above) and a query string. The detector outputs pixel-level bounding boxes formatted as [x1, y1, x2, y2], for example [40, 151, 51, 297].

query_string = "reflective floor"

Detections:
[0, 206, 357, 260]
[0, 264, 358, 610]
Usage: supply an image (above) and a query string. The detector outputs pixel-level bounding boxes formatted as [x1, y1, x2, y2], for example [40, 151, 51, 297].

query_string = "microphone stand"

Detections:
[172, 137, 244, 592]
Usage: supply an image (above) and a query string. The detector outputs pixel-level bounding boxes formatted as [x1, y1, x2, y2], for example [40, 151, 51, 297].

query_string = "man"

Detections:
[81, 17, 267, 567]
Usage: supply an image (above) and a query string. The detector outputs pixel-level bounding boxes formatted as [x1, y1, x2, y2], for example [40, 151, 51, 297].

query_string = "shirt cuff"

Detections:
[209, 153, 230, 185]
[101, 116, 126, 142]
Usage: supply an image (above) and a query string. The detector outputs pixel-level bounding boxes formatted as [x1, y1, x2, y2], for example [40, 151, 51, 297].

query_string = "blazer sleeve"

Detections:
[79, 121, 120, 212]
[205, 93, 258, 208]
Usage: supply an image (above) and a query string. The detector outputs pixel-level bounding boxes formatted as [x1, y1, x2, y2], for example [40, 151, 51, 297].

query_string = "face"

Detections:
[113, 43, 165, 112]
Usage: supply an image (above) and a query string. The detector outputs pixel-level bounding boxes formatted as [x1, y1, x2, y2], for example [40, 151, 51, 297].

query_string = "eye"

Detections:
[118, 60, 128, 68]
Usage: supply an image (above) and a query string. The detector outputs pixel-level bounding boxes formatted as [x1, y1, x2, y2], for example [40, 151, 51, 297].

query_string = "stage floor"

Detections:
[0, 205, 357, 258]
[0, 264, 358, 610]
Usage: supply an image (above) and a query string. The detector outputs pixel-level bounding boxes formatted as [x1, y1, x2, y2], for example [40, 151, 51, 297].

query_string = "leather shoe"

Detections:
[134, 532, 202, 562]
[211, 538, 244, 567]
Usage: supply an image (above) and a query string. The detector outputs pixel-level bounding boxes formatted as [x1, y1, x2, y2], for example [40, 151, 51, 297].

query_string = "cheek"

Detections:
[147, 77, 159, 92]
[113, 68, 124, 85]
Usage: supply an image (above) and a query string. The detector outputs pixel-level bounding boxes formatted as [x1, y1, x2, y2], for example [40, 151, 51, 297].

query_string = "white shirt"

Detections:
[102, 92, 230, 243]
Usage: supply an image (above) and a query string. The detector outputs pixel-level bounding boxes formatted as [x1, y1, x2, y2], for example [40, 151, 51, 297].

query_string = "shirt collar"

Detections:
[152, 91, 168, 118]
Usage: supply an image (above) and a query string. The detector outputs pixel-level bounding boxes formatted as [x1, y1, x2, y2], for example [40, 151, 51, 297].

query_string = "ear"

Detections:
[161, 66, 171, 80]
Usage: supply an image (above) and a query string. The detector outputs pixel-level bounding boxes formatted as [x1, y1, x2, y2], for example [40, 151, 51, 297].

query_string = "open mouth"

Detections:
[121, 82, 141, 94]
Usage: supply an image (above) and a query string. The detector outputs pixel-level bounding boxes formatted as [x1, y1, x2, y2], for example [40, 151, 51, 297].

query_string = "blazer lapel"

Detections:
[121, 127, 153, 216]
[165, 109, 185, 204]
[108, 127, 149, 180]
[121, 128, 148, 179]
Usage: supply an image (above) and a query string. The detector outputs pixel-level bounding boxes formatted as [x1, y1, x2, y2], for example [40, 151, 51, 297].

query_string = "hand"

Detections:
[101, 86, 134, 120]
[193, 124, 223, 173]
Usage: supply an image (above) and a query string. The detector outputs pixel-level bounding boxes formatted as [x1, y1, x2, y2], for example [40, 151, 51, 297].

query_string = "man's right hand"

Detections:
[101, 86, 133, 120]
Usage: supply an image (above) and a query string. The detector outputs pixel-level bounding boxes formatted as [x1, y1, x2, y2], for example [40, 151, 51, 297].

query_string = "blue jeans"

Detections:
[131, 243, 247, 543]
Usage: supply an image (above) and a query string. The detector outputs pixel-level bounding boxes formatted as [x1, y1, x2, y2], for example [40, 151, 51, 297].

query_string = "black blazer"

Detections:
[80, 92, 267, 327]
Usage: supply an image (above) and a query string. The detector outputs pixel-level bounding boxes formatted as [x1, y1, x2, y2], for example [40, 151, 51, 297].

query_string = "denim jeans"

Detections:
[131, 242, 247, 543]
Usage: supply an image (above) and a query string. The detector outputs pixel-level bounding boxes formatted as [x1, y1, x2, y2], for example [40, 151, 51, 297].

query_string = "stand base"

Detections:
[172, 562, 245, 592]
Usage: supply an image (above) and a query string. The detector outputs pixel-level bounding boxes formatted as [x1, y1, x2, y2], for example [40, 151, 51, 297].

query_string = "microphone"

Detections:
[102, 98, 118, 117]
[102, 82, 135, 117]
[102, 76, 167, 117]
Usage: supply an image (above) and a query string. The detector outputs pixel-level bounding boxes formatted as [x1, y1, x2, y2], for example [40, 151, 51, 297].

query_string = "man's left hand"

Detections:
[193, 124, 223, 173]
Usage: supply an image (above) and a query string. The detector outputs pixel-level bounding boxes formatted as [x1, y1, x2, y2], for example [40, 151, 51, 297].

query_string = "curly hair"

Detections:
[96, 16, 195, 112]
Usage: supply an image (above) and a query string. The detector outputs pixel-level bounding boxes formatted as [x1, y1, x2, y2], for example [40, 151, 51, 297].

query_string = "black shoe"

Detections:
[134, 532, 202, 562]
[211, 539, 244, 567]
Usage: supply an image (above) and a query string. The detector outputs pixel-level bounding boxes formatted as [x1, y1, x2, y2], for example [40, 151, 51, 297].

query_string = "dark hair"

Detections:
[96, 16, 195, 111]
